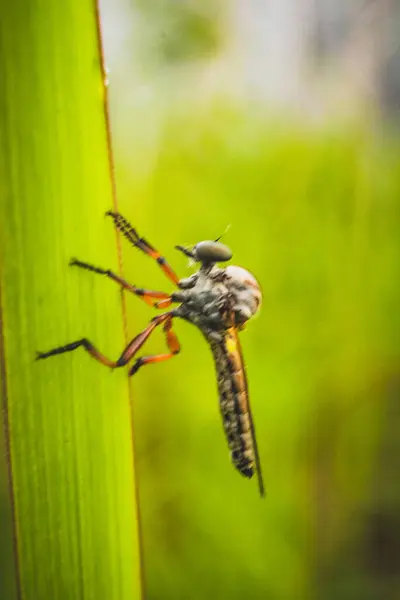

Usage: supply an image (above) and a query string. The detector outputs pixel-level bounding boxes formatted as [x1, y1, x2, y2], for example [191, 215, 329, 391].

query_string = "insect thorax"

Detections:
[175, 264, 262, 341]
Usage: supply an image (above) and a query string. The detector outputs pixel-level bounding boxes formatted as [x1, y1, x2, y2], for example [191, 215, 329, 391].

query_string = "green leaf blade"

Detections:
[0, 2, 142, 599]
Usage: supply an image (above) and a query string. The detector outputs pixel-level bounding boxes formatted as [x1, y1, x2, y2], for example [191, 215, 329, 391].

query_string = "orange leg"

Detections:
[154, 298, 174, 309]
[70, 259, 174, 307]
[106, 211, 180, 285]
[129, 314, 180, 376]
[36, 313, 173, 369]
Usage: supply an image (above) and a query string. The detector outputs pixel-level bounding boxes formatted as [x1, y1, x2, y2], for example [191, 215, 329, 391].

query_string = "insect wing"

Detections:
[225, 327, 265, 497]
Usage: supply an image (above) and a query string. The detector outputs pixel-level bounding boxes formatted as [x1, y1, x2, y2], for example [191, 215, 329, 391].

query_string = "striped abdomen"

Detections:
[209, 327, 264, 496]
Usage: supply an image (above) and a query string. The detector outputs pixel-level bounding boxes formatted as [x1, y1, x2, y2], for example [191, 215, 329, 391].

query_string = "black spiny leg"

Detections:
[106, 212, 180, 285]
[36, 312, 174, 371]
[70, 259, 176, 307]
[36, 339, 119, 368]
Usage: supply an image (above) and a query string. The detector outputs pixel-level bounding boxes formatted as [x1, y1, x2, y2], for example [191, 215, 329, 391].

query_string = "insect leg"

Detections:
[153, 298, 173, 309]
[70, 259, 175, 306]
[35, 313, 173, 369]
[106, 211, 180, 285]
[36, 339, 118, 367]
[128, 315, 180, 376]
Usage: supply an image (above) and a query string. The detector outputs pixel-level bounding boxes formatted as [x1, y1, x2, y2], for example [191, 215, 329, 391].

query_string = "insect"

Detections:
[37, 212, 264, 496]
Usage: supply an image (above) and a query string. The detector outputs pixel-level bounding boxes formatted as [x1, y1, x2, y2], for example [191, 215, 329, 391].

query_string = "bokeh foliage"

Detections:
[132, 0, 224, 67]
[114, 108, 400, 600]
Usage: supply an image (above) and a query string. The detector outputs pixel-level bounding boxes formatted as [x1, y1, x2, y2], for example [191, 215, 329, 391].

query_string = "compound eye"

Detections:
[194, 241, 232, 263]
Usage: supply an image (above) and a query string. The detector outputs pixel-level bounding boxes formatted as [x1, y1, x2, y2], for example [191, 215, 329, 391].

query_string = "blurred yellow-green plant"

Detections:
[114, 108, 400, 600]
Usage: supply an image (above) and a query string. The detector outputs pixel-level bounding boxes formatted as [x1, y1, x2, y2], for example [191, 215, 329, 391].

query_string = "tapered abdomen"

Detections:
[208, 328, 264, 496]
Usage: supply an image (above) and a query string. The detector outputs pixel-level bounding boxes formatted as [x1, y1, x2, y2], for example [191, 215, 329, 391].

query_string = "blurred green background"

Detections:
[115, 112, 400, 600]
[103, 1, 400, 598]
[1, 0, 400, 598]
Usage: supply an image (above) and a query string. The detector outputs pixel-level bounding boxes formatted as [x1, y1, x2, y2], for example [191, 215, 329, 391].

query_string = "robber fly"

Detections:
[37, 212, 264, 496]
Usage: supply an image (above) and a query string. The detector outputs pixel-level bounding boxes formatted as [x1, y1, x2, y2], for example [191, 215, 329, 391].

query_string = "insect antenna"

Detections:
[175, 245, 195, 259]
[214, 223, 231, 243]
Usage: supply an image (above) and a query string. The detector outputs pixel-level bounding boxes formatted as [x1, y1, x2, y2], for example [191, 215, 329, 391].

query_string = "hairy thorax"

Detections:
[174, 264, 262, 342]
